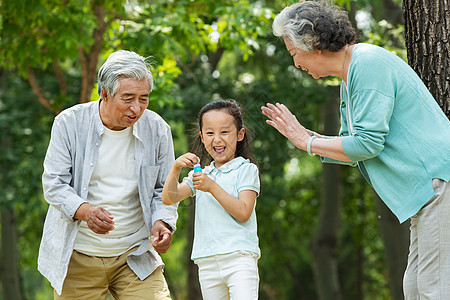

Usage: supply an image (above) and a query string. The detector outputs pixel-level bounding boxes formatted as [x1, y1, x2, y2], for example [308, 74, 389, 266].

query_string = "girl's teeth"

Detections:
[215, 147, 225, 153]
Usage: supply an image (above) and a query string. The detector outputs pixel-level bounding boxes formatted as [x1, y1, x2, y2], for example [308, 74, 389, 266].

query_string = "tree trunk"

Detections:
[310, 87, 342, 300]
[403, 0, 450, 117]
[374, 194, 409, 300]
[0, 69, 24, 300]
[78, 4, 110, 104]
[187, 198, 202, 300]
[1, 207, 24, 300]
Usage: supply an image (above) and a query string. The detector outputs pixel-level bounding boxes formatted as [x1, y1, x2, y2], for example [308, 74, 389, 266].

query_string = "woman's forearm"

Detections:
[308, 136, 352, 161]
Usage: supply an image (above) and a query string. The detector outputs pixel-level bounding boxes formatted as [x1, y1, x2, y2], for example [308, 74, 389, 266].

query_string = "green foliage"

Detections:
[1, 0, 101, 75]
[0, 0, 407, 299]
[114, 0, 274, 109]
[365, 20, 406, 59]
[0, 70, 55, 299]
[339, 167, 390, 299]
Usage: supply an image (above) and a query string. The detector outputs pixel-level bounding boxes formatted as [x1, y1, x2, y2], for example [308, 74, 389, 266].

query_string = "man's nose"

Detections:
[129, 100, 139, 113]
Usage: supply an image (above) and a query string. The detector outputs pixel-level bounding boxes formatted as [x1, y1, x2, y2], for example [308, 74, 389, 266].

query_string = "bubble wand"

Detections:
[193, 156, 202, 173]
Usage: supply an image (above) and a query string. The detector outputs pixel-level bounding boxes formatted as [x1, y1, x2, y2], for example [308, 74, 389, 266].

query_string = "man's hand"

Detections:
[75, 203, 115, 234]
[151, 220, 173, 254]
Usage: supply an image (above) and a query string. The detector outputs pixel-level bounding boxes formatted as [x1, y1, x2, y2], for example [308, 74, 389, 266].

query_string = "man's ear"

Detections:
[237, 128, 245, 141]
[101, 89, 109, 102]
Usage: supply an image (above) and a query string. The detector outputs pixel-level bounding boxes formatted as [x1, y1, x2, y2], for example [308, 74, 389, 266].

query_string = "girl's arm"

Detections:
[193, 173, 257, 223]
[162, 153, 196, 205]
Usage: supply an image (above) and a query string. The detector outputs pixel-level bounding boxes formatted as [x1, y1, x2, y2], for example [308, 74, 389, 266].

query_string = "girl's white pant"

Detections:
[195, 251, 259, 300]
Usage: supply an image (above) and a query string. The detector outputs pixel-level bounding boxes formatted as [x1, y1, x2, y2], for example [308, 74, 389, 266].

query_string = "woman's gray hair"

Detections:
[273, 0, 356, 53]
[97, 50, 154, 99]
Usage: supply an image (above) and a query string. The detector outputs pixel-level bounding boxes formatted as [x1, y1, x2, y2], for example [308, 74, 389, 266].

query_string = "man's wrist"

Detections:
[74, 202, 91, 221]
[155, 219, 173, 232]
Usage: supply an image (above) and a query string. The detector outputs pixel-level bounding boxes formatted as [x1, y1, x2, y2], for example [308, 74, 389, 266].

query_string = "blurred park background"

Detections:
[1, 0, 448, 299]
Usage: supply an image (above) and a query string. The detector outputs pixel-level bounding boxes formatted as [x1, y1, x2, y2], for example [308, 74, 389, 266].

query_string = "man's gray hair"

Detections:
[97, 50, 154, 99]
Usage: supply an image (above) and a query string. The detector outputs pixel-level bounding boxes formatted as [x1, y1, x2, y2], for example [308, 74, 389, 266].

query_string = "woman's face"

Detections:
[284, 36, 325, 79]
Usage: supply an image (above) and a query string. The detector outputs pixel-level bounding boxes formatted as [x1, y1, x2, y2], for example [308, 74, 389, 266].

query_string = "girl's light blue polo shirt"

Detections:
[183, 156, 260, 260]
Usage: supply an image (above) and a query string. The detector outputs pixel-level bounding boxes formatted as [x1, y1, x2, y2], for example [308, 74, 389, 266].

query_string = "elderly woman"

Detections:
[261, 1, 450, 299]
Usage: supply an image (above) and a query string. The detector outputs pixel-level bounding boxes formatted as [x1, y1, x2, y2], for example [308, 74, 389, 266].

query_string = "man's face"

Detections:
[100, 78, 150, 131]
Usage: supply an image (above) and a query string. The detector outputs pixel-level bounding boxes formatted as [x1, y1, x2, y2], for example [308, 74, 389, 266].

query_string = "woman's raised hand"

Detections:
[261, 103, 311, 150]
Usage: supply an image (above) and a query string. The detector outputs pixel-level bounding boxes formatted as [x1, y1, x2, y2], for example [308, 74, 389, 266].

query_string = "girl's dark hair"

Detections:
[191, 99, 256, 167]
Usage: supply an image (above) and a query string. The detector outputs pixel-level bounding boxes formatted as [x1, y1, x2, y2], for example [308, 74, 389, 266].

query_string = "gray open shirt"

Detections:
[38, 100, 178, 295]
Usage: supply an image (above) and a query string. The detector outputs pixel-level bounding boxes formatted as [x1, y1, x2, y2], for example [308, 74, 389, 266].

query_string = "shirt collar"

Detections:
[203, 156, 248, 174]
[93, 99, 104, 135]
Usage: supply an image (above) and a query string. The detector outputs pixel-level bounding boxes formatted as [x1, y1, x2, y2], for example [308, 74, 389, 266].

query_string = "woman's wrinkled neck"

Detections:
[342, 44, 357, 84]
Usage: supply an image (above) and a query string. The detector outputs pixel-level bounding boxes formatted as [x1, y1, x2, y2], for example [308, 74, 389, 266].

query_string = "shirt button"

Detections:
[90, 163, 93, 167]
[83, 188, 87, 191]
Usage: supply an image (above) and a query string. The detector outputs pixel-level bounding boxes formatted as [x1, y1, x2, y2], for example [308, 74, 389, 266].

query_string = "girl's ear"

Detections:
[199, 131, 204, 143]
[237, 128, 245, 141]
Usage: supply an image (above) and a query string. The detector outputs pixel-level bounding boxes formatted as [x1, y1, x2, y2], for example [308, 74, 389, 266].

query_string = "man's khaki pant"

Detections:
[54, 247, 171, 300]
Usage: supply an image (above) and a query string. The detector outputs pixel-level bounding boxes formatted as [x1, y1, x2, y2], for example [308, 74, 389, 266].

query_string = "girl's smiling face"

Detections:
[200, 109, 245, 168]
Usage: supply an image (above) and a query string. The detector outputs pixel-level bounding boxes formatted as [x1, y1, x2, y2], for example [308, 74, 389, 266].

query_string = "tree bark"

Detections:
[187, 198, 202, 300]
[374, 194, 409, 300]
[1, 207, 24, 300]
[79, 4, 113, 103]
[53, 59, 67, 96]
[208, 47, 226, 73]
[27, 66, 57, 114]
[403, 0, 450, 117]
[310, 87, 342, 300]
[0, 69, 24, 300]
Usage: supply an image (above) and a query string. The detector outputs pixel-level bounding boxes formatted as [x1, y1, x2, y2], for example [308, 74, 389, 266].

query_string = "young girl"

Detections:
[162, 99, 260, 300]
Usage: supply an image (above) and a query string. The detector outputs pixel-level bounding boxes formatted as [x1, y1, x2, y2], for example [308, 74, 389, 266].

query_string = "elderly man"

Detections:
[38, 50, 177, 299]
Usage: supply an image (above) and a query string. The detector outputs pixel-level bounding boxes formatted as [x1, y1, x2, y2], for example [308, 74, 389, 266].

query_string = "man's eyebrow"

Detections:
[121, 93, 149, 97]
